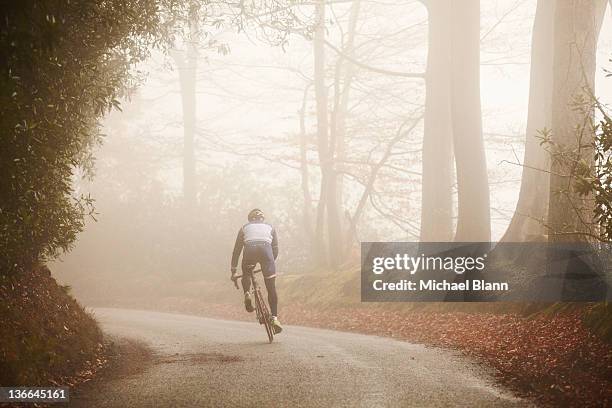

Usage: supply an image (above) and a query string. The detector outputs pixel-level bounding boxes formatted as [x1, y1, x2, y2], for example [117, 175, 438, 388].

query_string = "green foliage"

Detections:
[567, 97, 612, 241]
[0, 1, 170, 275]
[591, 102, 612, 241]
[541, 80, 612, 242]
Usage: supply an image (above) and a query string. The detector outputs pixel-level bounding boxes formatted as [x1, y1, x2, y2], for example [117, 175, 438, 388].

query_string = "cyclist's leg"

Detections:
[241, 265, 254, 293]
[240, 261, 256, 313]
[264, 276, 278, 317]
[241, 248, 256, 293]
[260, 245, 278, 317]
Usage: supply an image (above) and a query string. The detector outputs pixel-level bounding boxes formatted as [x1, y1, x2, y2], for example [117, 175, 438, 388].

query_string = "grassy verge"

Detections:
[0, 265, 106, 386]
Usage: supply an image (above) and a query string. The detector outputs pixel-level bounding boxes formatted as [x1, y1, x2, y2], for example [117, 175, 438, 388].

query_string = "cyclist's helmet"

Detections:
[248, 208, 265, 222]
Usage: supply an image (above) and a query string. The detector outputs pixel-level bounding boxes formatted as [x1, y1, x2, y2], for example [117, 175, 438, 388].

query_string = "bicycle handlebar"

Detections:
[232, 268, 262, 279]
[232, 268, 262, 289]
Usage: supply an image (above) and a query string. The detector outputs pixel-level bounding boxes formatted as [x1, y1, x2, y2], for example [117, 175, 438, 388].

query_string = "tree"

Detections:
[450, 0, 491, 242]
[332, 0, 361, 253]
[547, 0, 607, 242]
[419, 0, 454, 242]
[501, 0, 555, 242]
[313, 0, 332, 265]
[298, 83, 316, 254]
[172, 5, 199, 211]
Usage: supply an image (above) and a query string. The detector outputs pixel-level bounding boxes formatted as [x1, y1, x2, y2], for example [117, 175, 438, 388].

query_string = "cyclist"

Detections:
[231, 208, 282, 334]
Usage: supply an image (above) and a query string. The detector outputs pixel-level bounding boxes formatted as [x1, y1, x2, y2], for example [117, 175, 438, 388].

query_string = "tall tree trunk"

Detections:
[299, 84, 315, 251]
[325, 142, 342, 269]
[420, 0, 454, 242]
[501, 0, 555, 242]
[313, 0, 330, 266]
[336, 0, 361, 223]
[173, 13, 198, 211]
[548, 0, 607, 242]
[450, 0, 491, 242]
[328, 0, 361, 264]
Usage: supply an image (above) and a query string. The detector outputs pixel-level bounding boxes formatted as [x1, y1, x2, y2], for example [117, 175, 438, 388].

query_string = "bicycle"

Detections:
[233, 268, 274, 343]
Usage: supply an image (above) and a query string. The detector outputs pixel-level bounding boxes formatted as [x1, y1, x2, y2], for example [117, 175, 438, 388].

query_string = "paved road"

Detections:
[72, 308, 529, 407]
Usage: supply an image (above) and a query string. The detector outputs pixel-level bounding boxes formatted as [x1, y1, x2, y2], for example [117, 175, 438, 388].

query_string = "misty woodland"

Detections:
[1, 1, 612, 406]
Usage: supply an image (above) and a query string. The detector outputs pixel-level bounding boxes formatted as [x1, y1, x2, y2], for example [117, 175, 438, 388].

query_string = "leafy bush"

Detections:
[542, 75, 612, 242]
[568, 95, 612, 241]
[591, 100, 612, 241]
[0, 1, 171, 275]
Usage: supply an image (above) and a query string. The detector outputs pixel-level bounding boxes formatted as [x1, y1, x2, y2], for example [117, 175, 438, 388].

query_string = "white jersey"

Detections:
[242, 222, 274, 244]
[231, 220, 279, 269]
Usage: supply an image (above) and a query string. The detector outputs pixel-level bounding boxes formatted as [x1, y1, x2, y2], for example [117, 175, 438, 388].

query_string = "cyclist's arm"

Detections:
[231, 229, 244, 270]
[271, 228, 278, 260]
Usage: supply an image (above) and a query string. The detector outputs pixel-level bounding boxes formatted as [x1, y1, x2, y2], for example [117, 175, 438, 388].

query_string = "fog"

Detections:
[52, 0, 612, 305]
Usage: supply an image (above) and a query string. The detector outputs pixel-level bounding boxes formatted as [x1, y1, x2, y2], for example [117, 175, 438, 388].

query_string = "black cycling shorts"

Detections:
[241, 242, 276, 279]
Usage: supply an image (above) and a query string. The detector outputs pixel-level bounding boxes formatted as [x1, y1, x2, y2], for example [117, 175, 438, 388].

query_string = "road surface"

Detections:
[72, 308, 529, 407]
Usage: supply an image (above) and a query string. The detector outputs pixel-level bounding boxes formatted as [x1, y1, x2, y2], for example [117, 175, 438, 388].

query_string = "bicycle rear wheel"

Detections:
[254, 287, 274, 343]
